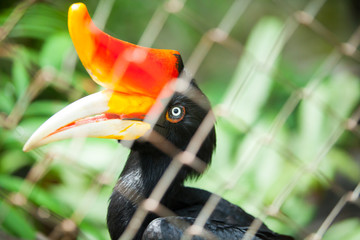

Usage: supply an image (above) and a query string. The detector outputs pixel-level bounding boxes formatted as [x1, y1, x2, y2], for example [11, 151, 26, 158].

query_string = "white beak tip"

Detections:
[23, 146, 29, 152]
[23, 140, 36, 152]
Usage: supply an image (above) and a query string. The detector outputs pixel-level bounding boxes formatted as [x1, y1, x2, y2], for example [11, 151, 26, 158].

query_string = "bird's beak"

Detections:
[23, 3, 182, 152]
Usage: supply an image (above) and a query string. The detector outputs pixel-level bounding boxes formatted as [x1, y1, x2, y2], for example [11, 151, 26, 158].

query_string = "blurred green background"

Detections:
[1, 0, 360, 239]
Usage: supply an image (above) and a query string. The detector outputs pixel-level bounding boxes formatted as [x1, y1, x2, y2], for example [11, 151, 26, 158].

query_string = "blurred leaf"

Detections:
[0, 76, 15, 114]
[39, 33, 73, 70]
[324, 218, 360, 240]
[10, 3, 67, 40]
[325, 71, 360, 119]
[0, 200, 36, 239]
[0, 150, 31, 174]
[24, 100, 68, 117]
[0, 8, 12, 25]
[0, 129, 21, 150]
[295, 69, 360, 186]
[0, 175, 71, 217]
[223, 16, 284, 124]
[80, 220, 108, 240]
[323, 148, 360, 182]
[282, 193, 316, 227]
[265, 217, 294, 237]
[255, 147, 285, 201]
[297, 89, 325, 161]
[12, 55, 30, 98]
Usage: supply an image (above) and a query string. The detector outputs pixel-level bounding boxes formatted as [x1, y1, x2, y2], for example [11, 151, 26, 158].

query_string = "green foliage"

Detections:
[0, 0, 359, 239]
[39, 33, 73, 70]
[10, 3, 67, 40]
[12, 48, 31, 97]
[188, 13, 360, 238]
[0, 201, 36, 239]
[323, 218, 360, 240]
[0, 174, 71, 216]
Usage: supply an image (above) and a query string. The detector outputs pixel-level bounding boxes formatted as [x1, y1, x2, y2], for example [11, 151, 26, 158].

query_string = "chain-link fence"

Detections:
[0, 0, 359, 239]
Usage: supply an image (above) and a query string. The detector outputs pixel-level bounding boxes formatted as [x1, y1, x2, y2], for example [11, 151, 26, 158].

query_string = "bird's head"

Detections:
[23, 3, 216, 170]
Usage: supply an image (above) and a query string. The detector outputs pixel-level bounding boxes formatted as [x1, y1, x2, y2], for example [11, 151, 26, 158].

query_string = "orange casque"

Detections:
[68, 3, 182, 99]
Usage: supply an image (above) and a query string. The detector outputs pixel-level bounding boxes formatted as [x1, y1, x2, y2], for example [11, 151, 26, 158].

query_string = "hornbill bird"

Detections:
[24, 3, 294, 240]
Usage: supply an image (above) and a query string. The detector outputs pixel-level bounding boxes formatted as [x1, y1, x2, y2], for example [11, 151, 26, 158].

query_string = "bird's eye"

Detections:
[166, 106, 185, 123]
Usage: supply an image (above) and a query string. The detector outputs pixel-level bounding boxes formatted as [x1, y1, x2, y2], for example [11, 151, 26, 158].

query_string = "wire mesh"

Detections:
[0, 0, 360, 239]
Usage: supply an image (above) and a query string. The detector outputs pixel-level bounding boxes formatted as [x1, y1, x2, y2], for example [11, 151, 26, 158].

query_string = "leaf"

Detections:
[297, 87, 325, 161]
[0, 174, 71, 217]
[325, 71, 360, 119]
[323, 148, 360, 182]
[324, 218, 360, 240]
[0, 150, 31, 174]
[10, 3, 67, 40]
[0, 200, 36, 239]
[282, 194, 316, 226]
[24, 100, 68, 117]
[39, 33, 73, 70]
[79, 220, 109, 240]
[0, 8, 12, 25]
[223, 17, 285, 124]
[0, 75, 15, 114]
[11, 56, 30, 98]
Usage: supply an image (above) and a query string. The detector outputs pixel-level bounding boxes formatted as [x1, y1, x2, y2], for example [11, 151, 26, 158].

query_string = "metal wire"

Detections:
[1, 0, 360, 239]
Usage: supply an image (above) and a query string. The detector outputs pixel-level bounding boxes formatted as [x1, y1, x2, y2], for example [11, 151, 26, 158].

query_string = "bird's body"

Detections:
[24, 4, 294, 240]
[108, 141, 294, 240]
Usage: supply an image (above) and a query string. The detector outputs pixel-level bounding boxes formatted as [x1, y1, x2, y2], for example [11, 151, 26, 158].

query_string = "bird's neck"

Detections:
[121, 149, 179, 199]
[107, 147, 184, 239]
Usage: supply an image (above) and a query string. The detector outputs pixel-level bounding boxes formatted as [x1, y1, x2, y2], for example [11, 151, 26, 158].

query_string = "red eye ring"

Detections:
[166, 106, 185, 123]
